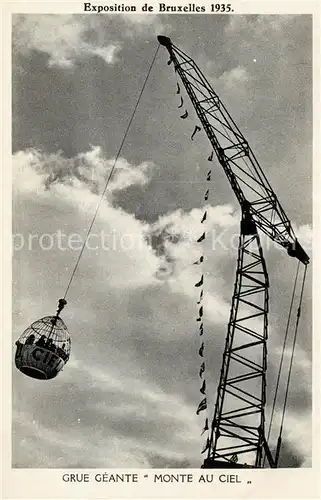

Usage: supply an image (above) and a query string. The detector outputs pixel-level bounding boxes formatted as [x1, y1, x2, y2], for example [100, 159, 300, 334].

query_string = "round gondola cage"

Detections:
[15, 316, 71, 380]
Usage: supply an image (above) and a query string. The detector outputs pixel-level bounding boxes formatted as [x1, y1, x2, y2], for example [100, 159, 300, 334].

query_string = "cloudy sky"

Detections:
[12, 13, 312, 468]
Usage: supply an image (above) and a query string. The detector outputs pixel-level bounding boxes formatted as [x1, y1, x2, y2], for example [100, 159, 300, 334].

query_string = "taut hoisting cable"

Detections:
[264, 262, 308, 466]
[62, 44, 160, 301]
[277, 264, 308, 441]
[265, 261, 300, 455]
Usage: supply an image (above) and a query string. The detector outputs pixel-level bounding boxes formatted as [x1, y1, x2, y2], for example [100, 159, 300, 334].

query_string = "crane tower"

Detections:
[157, 35, 309, 469]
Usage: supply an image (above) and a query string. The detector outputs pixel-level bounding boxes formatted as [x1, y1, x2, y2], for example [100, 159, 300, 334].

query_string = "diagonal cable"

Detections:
[63, 45, 160, 300]
[263, 261, 300, 466]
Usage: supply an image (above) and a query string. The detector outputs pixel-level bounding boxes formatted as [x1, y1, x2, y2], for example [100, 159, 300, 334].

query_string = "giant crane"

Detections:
[157, 35, 310, 469]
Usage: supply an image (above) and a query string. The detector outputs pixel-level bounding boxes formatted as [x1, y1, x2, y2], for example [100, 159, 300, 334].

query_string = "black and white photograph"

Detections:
[4, 3, 319, 496]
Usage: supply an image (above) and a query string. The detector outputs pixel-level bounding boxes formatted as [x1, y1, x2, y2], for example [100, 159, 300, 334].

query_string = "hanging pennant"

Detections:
[197, 232, 205, 243]
[193, 256, 204, 265]
[199, 362, 205, 378]
[200, 379, 206, 395]
[204, 189, 209, 201]
[178, 96, 184, 108]
[197, 397, 207, 415]
[195, 275, 204, 287]
[180, 110, 188, 119]
[201, 212, 207, 223]
[199, 342, 204, 357]
[207, 171, 211, 181]
[191, 125, 201, 141]
[208, 151, 214, 161]
[197, 290, 204, 304]
[197, 308, 203, 322]
[201, 437, 210, 453]
[176, 82, 181, 94]
[167, 58, 173, 65]
[201, 418, 209, 435]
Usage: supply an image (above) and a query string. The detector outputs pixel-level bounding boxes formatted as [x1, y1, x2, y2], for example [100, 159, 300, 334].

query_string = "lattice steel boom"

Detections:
[158, 36, 309, 265]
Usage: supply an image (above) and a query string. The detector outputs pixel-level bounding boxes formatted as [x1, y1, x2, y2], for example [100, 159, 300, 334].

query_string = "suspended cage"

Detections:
[15, 300, 71, 380]
[14, 46, 161, 382]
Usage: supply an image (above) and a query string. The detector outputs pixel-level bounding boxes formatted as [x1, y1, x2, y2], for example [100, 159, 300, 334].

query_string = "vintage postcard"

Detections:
[1, 0, 320, 498]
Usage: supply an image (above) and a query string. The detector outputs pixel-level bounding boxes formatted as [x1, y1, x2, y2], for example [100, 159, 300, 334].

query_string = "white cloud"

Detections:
[12, 147, 238, 298]
[12, 143, 312, 468]
[12, 149, 45, 194]
[89, 44, 121, 64]
[120, 13, 170, 37]
[13, 14, 122, 67]
[13, 147, 161, 290]
[12, 146, 154, 197]
[219, 66, 249, 89]
[12, 13, 168, 68]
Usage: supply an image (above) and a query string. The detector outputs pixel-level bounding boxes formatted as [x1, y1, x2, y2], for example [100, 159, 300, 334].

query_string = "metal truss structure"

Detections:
[158, 35, 309, 468]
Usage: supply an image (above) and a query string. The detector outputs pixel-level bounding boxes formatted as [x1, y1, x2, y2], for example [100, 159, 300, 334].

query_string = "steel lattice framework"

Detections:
[205, 210, 269, 467]
[158, 35, 309, 468]
[158, 36, 309, 266]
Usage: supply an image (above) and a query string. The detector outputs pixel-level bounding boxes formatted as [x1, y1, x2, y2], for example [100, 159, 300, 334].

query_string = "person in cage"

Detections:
[15, 340, 23, 357]
[15, 304, 71, 380]
[45, 337, 57, 353]
[25, 334, 35, 345]
[57, 343, 68, 360]
[36, 335, 46, 347]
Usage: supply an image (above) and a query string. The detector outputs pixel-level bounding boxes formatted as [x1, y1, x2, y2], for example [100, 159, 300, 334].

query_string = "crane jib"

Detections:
[157, 35, 310, 266]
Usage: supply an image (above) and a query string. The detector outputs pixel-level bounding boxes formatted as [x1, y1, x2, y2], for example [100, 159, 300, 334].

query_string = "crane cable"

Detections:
[62, 44, 160, 301]
[278, 263, 308, 437]
[265, 261, 300, 450]
[264, 261, 308, 466]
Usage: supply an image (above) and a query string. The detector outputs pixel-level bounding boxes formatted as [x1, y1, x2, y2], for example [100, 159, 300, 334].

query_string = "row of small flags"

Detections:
[169, 70, 240, 465]
[194, 171, 213, 456]
[174, 71, 215, 160]
[195, 212, 210, 454]
[170, 70, 213, 455]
